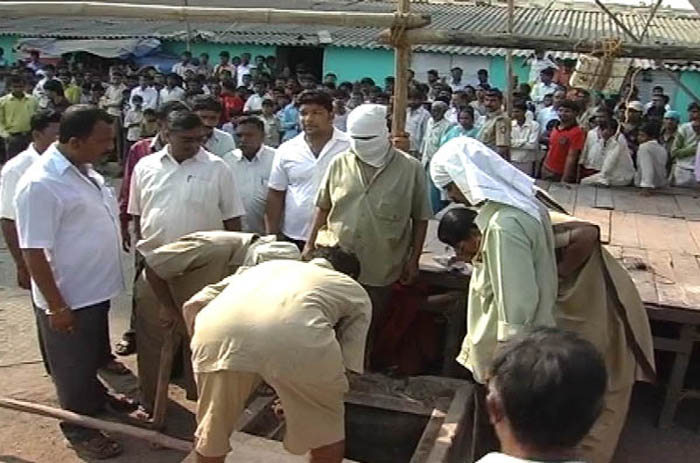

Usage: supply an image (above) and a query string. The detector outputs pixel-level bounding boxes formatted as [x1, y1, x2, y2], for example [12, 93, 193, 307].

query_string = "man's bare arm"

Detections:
[302, 207, 330, 260]
[223, 217, 242, 232]
[1, 218, 29, 289]
[264, 188, 286, 237]
[563, 148, 582, 183]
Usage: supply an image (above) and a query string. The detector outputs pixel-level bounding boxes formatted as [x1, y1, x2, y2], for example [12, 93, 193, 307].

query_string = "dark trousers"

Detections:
[4, 132, 30, 161]
[361, 284, 393, 368]
[123, 251, 146, 340]
[36, 301, 111, 442]
[32, 303, 51, 375]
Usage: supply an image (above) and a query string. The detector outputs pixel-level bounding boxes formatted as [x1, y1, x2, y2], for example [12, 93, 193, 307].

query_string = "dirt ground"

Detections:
[1, 233, 699, 462]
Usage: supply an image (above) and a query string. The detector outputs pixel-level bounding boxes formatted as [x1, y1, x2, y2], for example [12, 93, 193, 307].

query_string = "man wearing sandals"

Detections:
[14, 105, 135, 459]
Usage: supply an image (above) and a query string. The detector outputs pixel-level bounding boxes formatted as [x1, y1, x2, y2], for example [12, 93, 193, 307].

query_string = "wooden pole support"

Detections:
[0, 2, 431, 29]
[0, 396, 193, 452]
[391, 0, 411, 152]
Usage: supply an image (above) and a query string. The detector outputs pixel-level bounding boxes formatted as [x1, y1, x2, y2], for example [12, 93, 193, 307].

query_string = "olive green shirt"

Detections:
[0, 93, 38, 136]
[457, 201, 558, 383]
[316, 148, 432, 286]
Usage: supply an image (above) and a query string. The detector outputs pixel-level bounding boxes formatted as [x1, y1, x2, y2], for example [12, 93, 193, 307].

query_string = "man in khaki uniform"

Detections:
[136, 231, 300, 412]
[477, 88, 510, 159]
[186, 246, 372, 463]
[304, 104, 431, 358]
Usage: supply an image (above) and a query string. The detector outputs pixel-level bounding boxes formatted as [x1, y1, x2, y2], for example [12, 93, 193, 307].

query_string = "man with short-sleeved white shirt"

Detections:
[130, 75, 158, 110]
[265, 90, 350, 249]
[223, 117, 275, 234]
[159, 74, 186, 107]
[14, 106, 128, 453]
[128, 110, 245, 411]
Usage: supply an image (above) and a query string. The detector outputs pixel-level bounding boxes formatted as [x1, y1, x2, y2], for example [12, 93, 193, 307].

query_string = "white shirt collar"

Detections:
[160, 145, 208, 164]
[232, 145, 266, 161]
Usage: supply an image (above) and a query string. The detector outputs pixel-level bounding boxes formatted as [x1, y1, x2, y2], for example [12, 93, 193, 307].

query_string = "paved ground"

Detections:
[0, 224, 699, 462]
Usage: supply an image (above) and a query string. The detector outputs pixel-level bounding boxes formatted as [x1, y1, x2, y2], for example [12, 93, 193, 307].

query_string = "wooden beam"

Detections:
[653, 61, 700, 104]
[593, 0, 640, 43]
[378, 29, 700, 61]
[391, 0, 411, 151]
[0, 1, 431, 29]
[0, 396, 193, 452]
[640, 0, 663, 42]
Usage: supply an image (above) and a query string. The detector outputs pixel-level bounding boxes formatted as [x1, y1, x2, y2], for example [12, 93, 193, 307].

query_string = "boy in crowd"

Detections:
[123, 94, 144, 154]
[140, 108, 158, 139]
[477, 328, 606, 463]
[260, 98, 281, 148]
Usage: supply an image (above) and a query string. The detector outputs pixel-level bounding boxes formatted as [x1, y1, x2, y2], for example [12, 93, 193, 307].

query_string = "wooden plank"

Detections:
[622, 247, 658, 306]
[647, 249, 689, 309]
[573, 206, 611, 243]
[574, 184, 596, 211]
[604, 244, 623, 259]
[426, 385, 473, 463]
[611, 188, 644, 213]
[409, 407, 448, 463]
[686, 220, 700, 255]
[669, 252, 700, 310]
[547, 183, 576, 213]
[610, 211, 640, 248]
[635, 213, 700, 254]
[345, 391, 438, 416]
[646, 193, 683, 218]
[674, 194, 700, 221]
[594, 187, 614, 209]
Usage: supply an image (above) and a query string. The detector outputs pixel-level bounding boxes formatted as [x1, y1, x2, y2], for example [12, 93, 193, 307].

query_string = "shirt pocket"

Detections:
[184, 177, 215, 205]
[373, 200, 410, 240]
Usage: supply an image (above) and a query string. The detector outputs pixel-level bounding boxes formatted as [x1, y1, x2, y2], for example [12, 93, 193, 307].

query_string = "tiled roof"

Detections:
[1, 1, 699, 66]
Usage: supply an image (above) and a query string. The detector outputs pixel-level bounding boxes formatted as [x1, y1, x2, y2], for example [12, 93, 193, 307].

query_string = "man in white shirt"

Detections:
[476, 328, 606, 463]
[236, 52, 253, 88]
[0, 109, 59, 373]
[129, 75, 158, 110]
[14, 106, 129, 457]
[266, 89, 350, 249]
[213, 50, 237, 80]
[537, 88, 565, 135]
[449, 66, 466, 92]
[128, 110, 245, 411]
[530, 67, 557, 109]
[243, 81, 266, 115]
[159, 73, 186, 107]
[172, 51, 197, 79]
[191, 95, 236, 157]
[32, 64, 56, 104]
[405, 89, 431, 157]
[0, 109, 60, 290]
[510, 102, 541, 176]
[223, 117, 275, 233]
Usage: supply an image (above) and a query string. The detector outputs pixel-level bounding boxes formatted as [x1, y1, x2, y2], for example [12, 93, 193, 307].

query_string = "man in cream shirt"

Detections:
[222, 116, 275, 233]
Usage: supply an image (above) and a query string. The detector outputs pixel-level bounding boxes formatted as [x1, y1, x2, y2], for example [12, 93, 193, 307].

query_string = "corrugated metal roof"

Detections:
[1, 1, 699, 68]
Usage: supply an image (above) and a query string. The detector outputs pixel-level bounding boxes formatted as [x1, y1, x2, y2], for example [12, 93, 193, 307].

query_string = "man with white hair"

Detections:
[430, 136, 558, 461]
[304, 104, 431, 360]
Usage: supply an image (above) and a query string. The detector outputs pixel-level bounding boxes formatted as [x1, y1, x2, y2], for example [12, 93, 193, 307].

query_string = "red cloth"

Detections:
[544, 124, 585, 175]
[220, 94, 244, 123]
[118, 137, 161, 227]
[371, 283, 442, 375]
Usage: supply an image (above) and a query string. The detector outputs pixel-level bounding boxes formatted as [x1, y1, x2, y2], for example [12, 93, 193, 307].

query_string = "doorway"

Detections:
[277, 46, 324, 80]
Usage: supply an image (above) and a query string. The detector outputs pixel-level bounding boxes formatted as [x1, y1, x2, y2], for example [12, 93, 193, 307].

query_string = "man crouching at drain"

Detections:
[183, 245, 372, 463]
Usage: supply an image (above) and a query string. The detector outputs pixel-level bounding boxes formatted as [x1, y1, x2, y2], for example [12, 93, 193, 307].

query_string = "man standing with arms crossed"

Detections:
[265, 90, 350, 250]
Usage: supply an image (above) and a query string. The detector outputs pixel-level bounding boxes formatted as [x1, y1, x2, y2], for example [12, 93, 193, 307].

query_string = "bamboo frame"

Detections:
[0, 2, 431, 29]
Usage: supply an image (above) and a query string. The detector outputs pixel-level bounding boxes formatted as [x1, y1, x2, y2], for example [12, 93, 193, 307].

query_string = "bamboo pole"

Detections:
[504, 0, 515, 159]
[183, 0, 192, 52]
[0, 396, 193, 452]
[391, 0, 411, 152]
[0, 2, 431, 29]
[378, 28, 700, 62]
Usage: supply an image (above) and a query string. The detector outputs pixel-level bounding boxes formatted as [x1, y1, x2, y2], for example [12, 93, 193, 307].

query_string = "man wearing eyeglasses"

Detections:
[303, 104, 431, 363]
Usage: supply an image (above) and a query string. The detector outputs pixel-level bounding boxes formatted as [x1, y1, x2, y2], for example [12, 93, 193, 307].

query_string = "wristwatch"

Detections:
[46, 305, 70, 316]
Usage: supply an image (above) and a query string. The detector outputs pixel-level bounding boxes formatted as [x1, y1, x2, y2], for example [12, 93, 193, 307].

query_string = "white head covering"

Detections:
[347, 103, 392, 168]
[430, 137, 542, 222]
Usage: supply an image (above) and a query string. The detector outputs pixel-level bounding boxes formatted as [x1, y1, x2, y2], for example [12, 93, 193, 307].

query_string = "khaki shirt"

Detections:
[315, 148, 432, 286]
[458, 201, 558, 383]
[477, 110, 510, 150]
[191, 260, 372, 378]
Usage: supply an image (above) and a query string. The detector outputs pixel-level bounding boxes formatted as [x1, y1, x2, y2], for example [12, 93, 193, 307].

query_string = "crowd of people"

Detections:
[0, 46, 667, 463]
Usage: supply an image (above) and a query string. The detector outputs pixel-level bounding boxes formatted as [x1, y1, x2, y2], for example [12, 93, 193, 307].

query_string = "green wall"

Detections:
[489, 56, 529, 90]
[323, 46, 394, 85]
[673, 71, 700, 123]
[0, 35, 17, 64]
[160, 40, 276, 60]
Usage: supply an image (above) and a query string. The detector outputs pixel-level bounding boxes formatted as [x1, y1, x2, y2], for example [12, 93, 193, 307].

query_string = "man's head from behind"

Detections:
[191, 95, 222, 139]
[31, 109, 61, 152]
[307, 245, 361, 280]
[486, 328, 606, 459]
[438, 207, 481, 262]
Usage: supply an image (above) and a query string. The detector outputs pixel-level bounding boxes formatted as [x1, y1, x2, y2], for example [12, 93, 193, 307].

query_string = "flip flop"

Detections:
[101, 360, 130, 375]
[66, 433, 123, 460]
[114, 338, 136, 356]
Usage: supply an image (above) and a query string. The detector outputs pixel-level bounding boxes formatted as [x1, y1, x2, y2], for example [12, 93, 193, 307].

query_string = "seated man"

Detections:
[438, 207, 655, 463]
[478, 327, 607, 463]
[185, 246, 371, 463]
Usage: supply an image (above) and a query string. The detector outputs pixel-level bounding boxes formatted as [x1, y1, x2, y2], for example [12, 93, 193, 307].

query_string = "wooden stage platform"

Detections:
[538, 182, 700, 428]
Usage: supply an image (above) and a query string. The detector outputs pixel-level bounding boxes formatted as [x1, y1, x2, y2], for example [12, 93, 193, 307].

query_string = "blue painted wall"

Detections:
[0, 35, 18, 64]
[673, 71, 700, 123]
[489, 56, 530, 90]
[323, 46, 394, 85]
[160, 40, 276, 61]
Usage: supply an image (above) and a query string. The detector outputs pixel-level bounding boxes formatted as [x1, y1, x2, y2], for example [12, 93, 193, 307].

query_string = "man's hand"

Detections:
[16, 264, 30, 290]
[49, 307, 75, 334]
[120, 222, 131, 252]
[399, 258, 420, 286]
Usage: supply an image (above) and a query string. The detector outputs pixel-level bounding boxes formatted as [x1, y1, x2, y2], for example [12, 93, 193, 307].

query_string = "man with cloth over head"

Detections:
[304, 104, 431, 360]
[185, 246, 372, 463]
